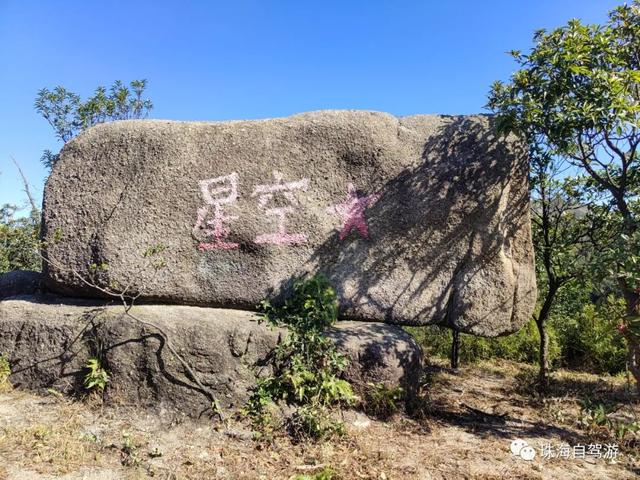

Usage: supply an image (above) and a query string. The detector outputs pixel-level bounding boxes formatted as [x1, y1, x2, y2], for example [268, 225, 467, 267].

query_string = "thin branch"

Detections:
[571, 137, 618, 193]
[603, 130, 629, 165]
[123, 308, 225, 422]
[10, 156, 39, 213]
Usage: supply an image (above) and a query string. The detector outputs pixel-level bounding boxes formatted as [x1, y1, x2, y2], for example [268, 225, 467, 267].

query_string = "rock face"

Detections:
[0, 295, 422, 416]
[328, 321, 423, 397]
[0, 270, 43, 299]
[42, 110, 536, 336]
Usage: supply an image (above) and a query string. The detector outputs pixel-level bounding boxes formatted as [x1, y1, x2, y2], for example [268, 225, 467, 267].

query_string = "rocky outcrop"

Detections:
[42, 111, 536, 335]
[0, 295, 422, 416]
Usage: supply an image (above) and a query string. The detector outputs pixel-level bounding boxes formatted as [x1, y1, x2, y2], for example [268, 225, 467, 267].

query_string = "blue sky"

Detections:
[0, 0, 622, 210]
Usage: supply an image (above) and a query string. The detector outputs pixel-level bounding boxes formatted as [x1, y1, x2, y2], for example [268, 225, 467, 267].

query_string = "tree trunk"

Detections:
[535, 282, 558, 392]
[450, 329, 460, 370]
[627, 339, 640, 396]
[536, 318, 550, 391]
[621, 286, 640, 395]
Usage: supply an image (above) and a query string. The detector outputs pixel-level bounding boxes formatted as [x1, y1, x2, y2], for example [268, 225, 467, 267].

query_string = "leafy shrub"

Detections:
[120, 432, 141, 466]
[35, 80, 153, 169]
[0, 205, 41, 273]
[409, 292, 629, 377]
[362, 382, 404, 419]
[246, 274, 356, 440]
[553, 296, 627, 375]
[579, 397, 640, 445]
[407, 319, 559, 366]
[288, 405, 346, 440]
[83, 358, 109, 391]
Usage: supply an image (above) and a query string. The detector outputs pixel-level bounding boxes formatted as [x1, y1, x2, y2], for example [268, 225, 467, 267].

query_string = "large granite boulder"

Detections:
[0, 295, 421, 416]
[42, 111, 535, 336]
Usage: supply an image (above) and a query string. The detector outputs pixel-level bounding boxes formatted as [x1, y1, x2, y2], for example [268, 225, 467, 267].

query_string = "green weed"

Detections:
[83, 358, 109, 391]
[246, 274, 356, 440]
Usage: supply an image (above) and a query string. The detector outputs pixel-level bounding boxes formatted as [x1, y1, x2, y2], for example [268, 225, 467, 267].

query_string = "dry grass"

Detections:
[0, 394, 106, 476]
[0, 360, 638, 479]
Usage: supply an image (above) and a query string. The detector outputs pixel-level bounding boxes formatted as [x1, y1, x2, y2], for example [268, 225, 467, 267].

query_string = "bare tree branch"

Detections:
[10, 155, 39, 213]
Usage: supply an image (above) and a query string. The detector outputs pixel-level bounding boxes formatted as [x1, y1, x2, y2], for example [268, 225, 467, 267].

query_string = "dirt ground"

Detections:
[0, 359, 638, 480]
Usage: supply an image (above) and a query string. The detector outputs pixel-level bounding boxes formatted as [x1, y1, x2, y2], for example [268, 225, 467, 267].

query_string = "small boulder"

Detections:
[328, 321, 423, 398]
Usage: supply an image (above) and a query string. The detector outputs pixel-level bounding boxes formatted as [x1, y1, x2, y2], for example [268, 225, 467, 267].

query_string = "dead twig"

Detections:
[10, 155, 39, 214]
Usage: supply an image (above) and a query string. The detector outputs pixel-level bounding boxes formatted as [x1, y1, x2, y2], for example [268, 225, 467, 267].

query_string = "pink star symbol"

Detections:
[327, 183, 381, 240]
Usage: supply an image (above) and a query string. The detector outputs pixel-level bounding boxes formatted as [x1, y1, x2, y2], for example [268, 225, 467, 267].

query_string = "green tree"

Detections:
[0, 79, 154, 274]
[0, 204, 41, 273]
[488, 2, 640, 391]
[35, 79, 153, 169]
[0, 156, 42, 273]
[529, 150, 600, 389]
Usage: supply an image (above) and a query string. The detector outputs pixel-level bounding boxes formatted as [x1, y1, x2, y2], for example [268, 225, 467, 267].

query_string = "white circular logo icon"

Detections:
[510, 439, 527, 455]
[520, 446, 536, 461]
[510, 439, 537, 461]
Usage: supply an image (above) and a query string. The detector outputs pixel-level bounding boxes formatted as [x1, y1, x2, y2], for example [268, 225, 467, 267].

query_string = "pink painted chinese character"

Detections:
[194, 172, 239, 251]
[252, 170, 309, 245]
